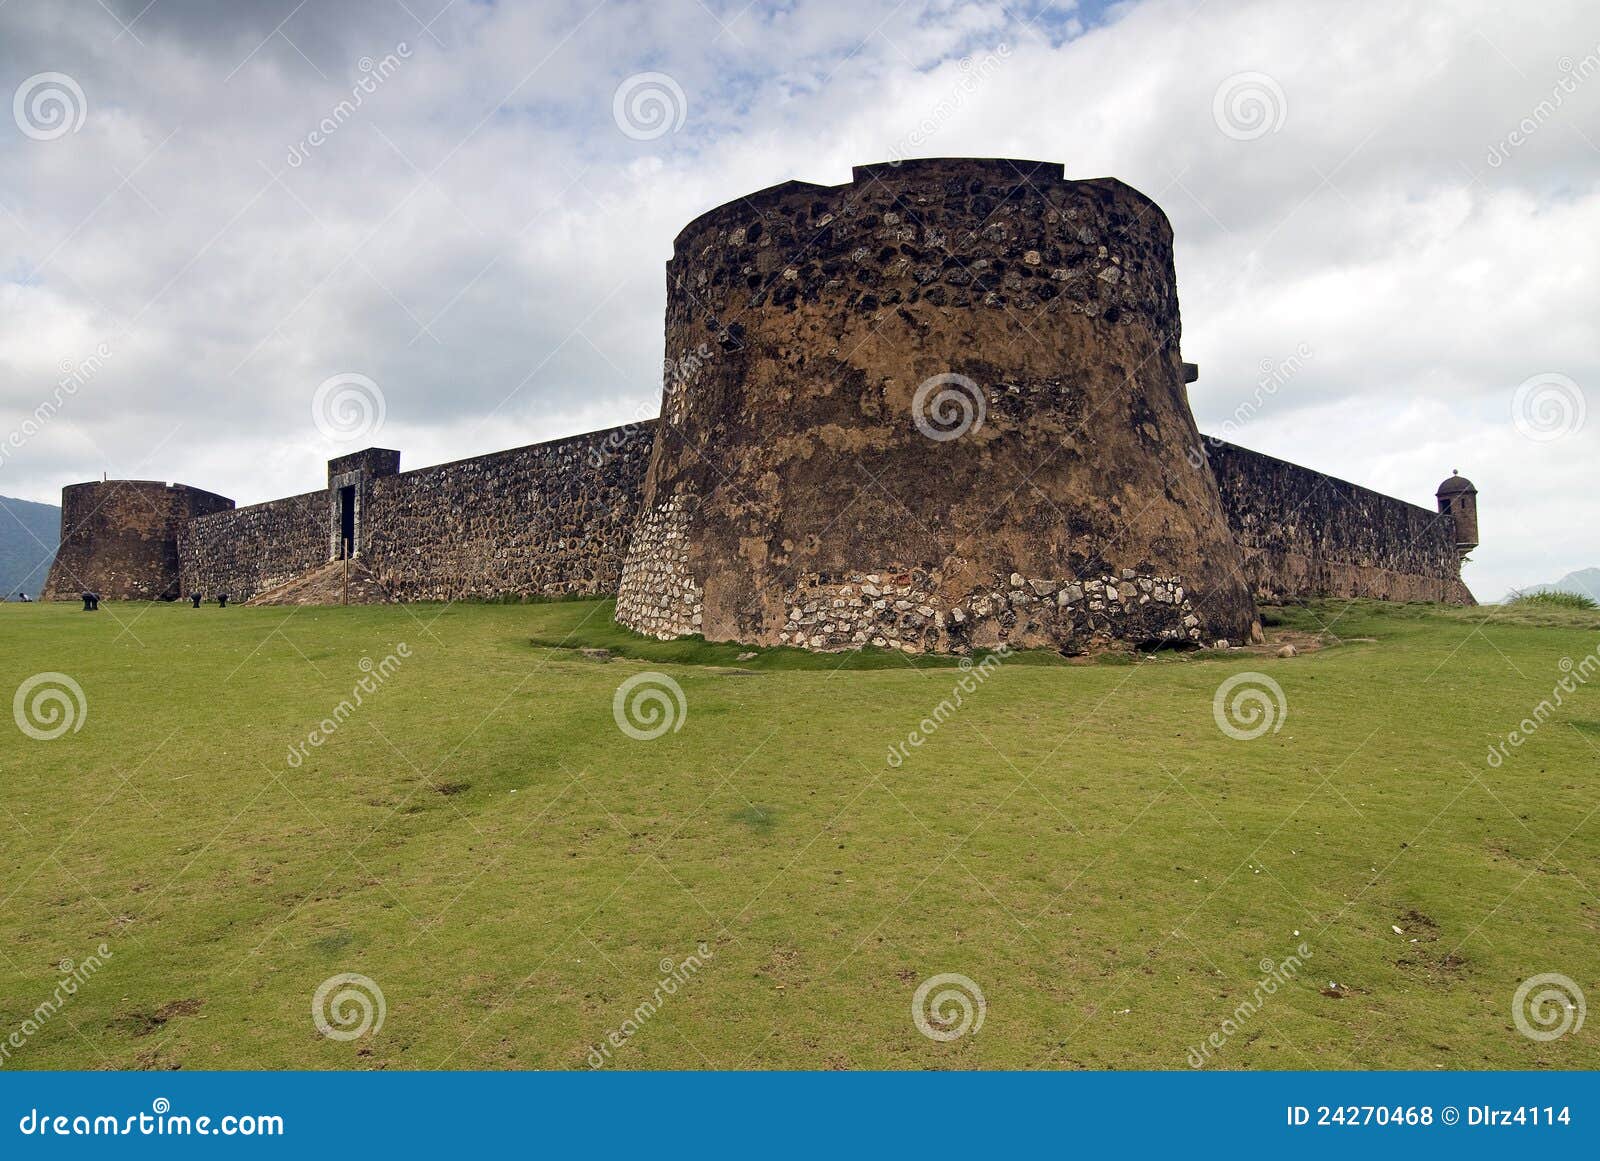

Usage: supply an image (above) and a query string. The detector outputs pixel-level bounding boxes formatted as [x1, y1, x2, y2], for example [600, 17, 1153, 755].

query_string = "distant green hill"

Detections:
[0, 495, 60, 599]
[1506, 567, 1600, 604]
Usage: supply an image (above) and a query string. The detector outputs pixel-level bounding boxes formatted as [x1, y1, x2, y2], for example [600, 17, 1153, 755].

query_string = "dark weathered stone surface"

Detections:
[1206, 440, 1474, 605]
[180, 489, 328, 600]
[45, 480, 233, 600]
[174, 425, 654, 603]
[362, 425, 653, 601]
[617, 157, 1261, 652]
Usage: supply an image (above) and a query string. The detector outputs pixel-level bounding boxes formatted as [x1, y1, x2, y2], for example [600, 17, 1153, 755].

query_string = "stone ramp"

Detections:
[246, 559, 392, 606]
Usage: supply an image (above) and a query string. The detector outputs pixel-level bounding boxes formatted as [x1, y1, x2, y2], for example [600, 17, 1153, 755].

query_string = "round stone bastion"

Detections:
[616, 157, 1260, 654]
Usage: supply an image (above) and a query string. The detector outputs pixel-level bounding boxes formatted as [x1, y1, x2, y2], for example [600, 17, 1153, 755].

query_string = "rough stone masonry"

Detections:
[615, 157, 1260, 652]
[45, 158, 1476, 653]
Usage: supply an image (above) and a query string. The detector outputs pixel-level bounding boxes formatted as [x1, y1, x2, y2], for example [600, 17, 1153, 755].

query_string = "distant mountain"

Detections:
[1505, 567, 1600, 604]
[0, 496, 60, 599]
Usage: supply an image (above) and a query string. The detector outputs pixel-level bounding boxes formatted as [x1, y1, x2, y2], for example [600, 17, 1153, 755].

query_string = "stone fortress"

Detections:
[44, 158, 1478, 654]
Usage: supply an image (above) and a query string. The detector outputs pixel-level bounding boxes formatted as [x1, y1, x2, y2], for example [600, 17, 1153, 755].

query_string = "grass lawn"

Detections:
[1, 596, 1597, 1070]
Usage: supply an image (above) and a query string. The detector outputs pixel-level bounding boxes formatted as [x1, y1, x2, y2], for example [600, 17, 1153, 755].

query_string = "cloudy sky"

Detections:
[1, 0, 1594, 600]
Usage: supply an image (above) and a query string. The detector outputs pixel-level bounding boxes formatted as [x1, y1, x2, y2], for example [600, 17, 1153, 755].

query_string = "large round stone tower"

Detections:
[616, 158, 1260, 653]
[44, 480, 234, 601]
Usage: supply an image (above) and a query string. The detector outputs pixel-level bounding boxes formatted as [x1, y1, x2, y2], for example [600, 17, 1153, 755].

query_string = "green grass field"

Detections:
[2, 596, 1596, 1070]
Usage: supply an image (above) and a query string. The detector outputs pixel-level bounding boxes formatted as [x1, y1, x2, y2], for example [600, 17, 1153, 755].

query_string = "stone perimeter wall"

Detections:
[177, 423, 655, 602]
[179, 489, 328, 601]
[1206, 440, 1474, 605]
[362, 424, 655, 601]
[66, 426, 1469, 618]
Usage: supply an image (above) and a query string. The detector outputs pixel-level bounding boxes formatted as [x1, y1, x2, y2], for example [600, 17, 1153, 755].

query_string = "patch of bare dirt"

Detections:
[117, 998, 203, 1037]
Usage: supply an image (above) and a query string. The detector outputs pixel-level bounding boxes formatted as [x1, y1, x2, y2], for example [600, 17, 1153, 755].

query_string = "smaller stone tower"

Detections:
[1436, 471, 1479, 558]
[43, 480, 235, 600]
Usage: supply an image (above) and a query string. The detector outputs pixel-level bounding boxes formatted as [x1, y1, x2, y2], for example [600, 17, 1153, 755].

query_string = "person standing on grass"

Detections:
[217, 592, 229, 608]
[191, 592, 203, 608]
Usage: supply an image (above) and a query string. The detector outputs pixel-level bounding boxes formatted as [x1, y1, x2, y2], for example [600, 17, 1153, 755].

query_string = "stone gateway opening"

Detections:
[338, 485, 356, 560]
